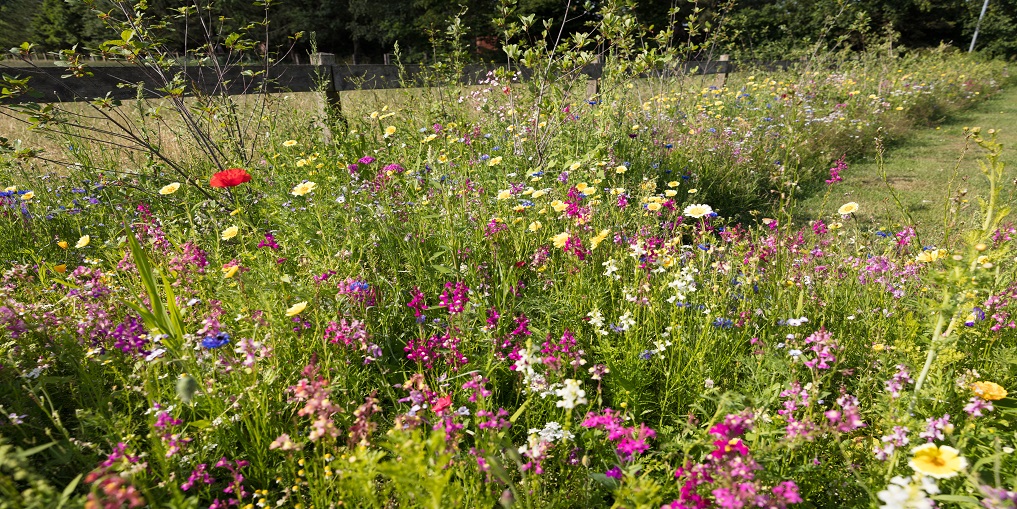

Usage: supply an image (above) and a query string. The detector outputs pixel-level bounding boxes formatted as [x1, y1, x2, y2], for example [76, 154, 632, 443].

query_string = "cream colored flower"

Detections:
[615, 165, 627, 174]
[647, 202, 662, 212]
[291, 181, 317, 196]
[838, 202, 859, 215]
[384, 126, 397, 137]
[160, 182, 181, 195]
[20, 191, 34, 201]
[488, 156, 503, 167]
[497, 189, 512, 200]
[550, 200, 567, 213]
[528, 221, 542, 232]
[683, 203, 713, 218]
[221, 226, 239, 240]
[552, 231, 570, 248]
[75, 235, 90, 248]
[286, 301, 308, 317]
[283, 139, 298, 147]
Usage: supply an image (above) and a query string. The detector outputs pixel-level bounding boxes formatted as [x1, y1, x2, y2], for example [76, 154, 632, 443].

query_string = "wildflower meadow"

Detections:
[1, 3, 1017, 508]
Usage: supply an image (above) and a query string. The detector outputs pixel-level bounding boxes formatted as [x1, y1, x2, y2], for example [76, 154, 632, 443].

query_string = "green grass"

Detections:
[797, 86, 1017, 240]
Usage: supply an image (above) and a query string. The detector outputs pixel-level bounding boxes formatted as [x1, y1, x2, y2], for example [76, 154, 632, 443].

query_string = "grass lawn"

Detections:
[796, 85, 1017, 241]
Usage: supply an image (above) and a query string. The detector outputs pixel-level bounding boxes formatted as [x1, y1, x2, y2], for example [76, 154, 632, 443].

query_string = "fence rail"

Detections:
[1, 53, 798, 106]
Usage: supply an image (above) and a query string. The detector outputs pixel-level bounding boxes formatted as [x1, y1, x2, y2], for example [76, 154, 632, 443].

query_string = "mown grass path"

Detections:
[797, 85, 1017, 236]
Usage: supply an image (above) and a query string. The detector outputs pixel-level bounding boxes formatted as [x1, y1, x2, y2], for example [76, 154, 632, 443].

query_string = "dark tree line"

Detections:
[2, 0, 1014, 62]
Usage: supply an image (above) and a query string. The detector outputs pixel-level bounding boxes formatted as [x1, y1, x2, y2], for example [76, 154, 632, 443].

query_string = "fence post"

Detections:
[310, 52, 344, 143]
[586, 54, 601, 102]
[713, 54, 730, 89]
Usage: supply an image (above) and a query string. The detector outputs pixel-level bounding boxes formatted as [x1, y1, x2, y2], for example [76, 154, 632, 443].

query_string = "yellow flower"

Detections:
[551, 231, 570, 248]
[528, 221, 542, 232]
[531, 189, 546, 199]
[971, 381, 1007, 401]
[283, 140, 298, 147]
[20, 191, 34, 201]
[291, 181, 317, 196]
[664, 190, 678, 197]
[160, 182, 181, 195]
[838, 202, 859, 215]
[590, 229, 610, 250]
[223, 265, 239, 278]
[221, 226, 239, 240]
[916, 249, 947, 263]
[75, 235, 90, 248]
[384, 126, 397, 137]
[687, 188, 698, 194]
[497, 190, 512, 200]
[647, 202, 662, 212]
[550, 200, 567, 213]
[667, 181, 679, 188]
[576, 182, 590, 194]
[286, 301, 308, 317]
[4, 185, 15, 192]
[297, 159, 308, 167]
[422, 134, 437, 143]
[53, 264, 67, 274]
[57, 240, 68, 249]
[683, 203, 713, 218]
[488, 156, 503, 167]
[909, 444, 966, 479]
[615, 165, 627, 174]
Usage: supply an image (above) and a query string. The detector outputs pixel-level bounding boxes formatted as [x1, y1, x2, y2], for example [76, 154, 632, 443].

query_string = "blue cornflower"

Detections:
[712, 318, 734, 329]
[639, 350, 653, 360]
[201, 332, 230, 349]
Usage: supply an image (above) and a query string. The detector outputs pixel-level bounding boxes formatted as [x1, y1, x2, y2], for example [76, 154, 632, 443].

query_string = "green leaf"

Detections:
[57, 473, 83, 509]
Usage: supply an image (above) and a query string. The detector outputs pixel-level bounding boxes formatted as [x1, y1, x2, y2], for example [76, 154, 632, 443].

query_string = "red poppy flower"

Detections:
[210, 168, 252, 188]
[432, 395, 452, 414]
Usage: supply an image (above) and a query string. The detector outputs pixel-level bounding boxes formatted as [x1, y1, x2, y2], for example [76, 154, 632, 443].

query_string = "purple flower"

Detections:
[964, 397, 994, 417]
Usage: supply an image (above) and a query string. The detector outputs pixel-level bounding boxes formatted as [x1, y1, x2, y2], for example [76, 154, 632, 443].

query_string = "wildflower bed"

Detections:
[1, 49, 1016, 509]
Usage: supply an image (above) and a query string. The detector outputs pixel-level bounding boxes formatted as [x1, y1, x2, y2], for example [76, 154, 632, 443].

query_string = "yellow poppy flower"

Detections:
[590, 229, 610, 250]
[552, 231, 569, 248]
[160, 183, 181, 195]
[221, 226, 239, 240]
[909, 444, 966, 479]
[286, 301, 308, 317]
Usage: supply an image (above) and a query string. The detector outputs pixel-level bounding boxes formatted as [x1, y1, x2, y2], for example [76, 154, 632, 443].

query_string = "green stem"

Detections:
[909, 292, 950, 413]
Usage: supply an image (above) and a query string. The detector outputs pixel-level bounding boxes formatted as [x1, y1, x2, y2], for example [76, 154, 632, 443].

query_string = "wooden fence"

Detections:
[0, 53, 801, 107]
